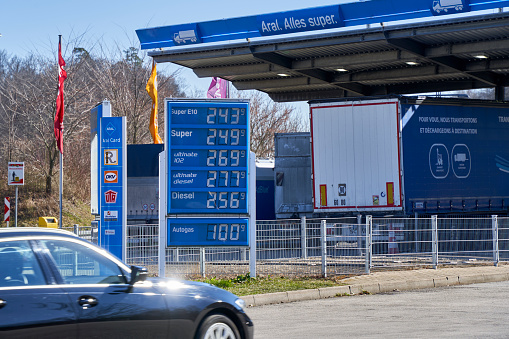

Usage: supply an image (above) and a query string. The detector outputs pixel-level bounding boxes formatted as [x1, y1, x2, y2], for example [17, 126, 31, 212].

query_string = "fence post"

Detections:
[200, 248, 206, 277]
[357, 214, 363, 256]
[321, 220, 327, 278]
[492, 215, 499, 267]
[365, 215, 372, 274]
[73, 224, 78, 235]
[301, 216, 307, 259]
[432, 215, 438, 269]
[414, 212, 420, 253]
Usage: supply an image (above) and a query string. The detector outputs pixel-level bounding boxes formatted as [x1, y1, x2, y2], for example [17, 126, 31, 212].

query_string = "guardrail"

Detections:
[71, 215, 509, 278]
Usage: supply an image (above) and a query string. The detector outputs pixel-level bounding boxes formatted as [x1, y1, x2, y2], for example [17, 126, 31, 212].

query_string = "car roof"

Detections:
[0, 227, 80, 239]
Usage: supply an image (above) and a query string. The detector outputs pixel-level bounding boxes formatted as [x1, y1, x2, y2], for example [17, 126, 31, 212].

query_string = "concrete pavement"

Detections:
[241, 264, 509, 307]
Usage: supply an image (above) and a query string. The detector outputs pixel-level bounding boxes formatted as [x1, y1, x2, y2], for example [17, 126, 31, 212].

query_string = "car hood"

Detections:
[147, 277, 239, 302]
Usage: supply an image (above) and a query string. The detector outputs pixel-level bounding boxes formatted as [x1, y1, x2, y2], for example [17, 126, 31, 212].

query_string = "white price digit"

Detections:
[230, 150, 240, 166]
[231, 171, 240, 187]
[218, 150, 228, 166]
[207, 150, 217, 166]
[230, 192, 240, 209]
[219, 108, 228, 124]
[207, 192, 217, 208]
[230, 129, 240, 146]
[218, 224, 228, 240]
[207, 129, 216, 145]
[231, 108, 240, 124]
[218, 129, 228, 145]
[218, 192, 228, 208]
[207, 171, 217, 187]
[207, 108, 216, 124]
[230, 224, 240, 241]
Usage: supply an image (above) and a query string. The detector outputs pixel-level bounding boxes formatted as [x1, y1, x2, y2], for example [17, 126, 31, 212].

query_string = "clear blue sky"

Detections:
[1, 0, 351, 98]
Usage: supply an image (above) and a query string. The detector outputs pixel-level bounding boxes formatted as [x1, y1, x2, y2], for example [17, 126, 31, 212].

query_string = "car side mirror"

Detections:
[129, 265, 148, 286]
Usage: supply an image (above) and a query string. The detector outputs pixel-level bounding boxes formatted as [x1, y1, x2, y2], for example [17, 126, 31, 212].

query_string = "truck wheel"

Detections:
[197, 314, 241, 339]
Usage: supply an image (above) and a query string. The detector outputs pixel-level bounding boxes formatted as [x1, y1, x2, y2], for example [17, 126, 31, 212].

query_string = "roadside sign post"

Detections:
[4, 197, 10, 227]
[8, 162, 24, 228]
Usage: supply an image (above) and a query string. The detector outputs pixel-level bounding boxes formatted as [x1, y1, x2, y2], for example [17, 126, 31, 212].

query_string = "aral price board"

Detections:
[167, 100, 249, 214]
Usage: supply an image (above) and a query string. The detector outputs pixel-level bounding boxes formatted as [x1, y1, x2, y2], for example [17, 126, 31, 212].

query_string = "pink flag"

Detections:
[207, 77, 227, 98]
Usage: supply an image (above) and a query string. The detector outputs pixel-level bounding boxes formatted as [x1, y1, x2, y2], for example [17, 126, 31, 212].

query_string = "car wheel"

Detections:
[197, 314, 241, 339]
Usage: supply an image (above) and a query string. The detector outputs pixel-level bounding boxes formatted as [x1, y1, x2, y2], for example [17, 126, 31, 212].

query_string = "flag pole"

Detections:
[55, 34, 66, 229]
[59, 147, 63, 229]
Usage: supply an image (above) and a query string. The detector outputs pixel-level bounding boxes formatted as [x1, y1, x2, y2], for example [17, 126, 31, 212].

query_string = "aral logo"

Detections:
[104, 170, 118, 183]
[106, 122, 116, 135]
[105, 190, 118, 204]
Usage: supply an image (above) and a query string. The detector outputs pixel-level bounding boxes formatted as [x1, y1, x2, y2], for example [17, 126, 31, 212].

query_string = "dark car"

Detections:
[0, 228, 253, 339]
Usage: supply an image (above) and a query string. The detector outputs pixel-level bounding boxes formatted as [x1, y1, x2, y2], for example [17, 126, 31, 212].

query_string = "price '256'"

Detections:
[207, 192, 245, 209]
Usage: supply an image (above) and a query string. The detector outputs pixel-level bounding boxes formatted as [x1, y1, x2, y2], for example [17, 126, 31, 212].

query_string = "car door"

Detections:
[0, 239, 78, 338]
[38, 238, 169, 339]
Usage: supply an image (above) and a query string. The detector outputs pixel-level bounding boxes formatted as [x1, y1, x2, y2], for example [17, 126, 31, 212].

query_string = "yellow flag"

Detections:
[146, 60, 163, 144]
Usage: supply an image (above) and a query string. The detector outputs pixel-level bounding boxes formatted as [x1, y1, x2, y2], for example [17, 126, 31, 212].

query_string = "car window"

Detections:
[0, 240, 46, 287]
[39, 239, 127, 285]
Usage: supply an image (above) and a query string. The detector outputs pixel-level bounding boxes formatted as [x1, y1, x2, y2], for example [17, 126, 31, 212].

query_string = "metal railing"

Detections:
[69, 215, 509, 279]
[63, 225, 98, 244]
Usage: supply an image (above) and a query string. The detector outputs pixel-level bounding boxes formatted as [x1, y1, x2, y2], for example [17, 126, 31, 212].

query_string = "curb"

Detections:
[240, 270, 509, 307]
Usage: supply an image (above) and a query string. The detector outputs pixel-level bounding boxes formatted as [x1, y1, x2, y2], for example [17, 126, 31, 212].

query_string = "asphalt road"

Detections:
[246, 280, 509, 338]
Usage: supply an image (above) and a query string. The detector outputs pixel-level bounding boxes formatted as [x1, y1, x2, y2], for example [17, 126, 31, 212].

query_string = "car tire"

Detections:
[197, 314, 241, 339]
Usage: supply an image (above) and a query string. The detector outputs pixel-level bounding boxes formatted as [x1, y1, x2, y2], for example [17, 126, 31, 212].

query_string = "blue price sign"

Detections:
[166, 100, 250, 214]
[168, 218, 249, 246]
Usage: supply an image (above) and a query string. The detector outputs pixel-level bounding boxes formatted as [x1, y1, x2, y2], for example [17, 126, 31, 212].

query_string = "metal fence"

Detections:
[69, 215, 509, 279]
[63, 225, 98, 244]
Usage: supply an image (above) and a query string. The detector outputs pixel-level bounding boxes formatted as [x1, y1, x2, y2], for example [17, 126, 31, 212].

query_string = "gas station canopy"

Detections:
[138, 1, 509, 102]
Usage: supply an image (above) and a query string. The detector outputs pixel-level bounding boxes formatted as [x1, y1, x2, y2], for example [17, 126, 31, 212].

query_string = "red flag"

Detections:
[54, 36, 67, 154]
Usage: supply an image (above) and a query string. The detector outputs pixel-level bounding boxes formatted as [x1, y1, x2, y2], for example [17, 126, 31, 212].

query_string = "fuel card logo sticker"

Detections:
[104, 149, 118, 165]
[105, 190, 118, 204]
[104, 210, 118, 221]
[104, 170, 118, 183]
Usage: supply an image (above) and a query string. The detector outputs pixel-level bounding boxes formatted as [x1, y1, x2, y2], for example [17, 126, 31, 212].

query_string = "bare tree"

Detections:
[89, 46, 186, 144]
[234, 90, 305, 158]
[0, 36, 188, 198]
[0, 49, 97, 195]
[0, 52, 22, 165]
